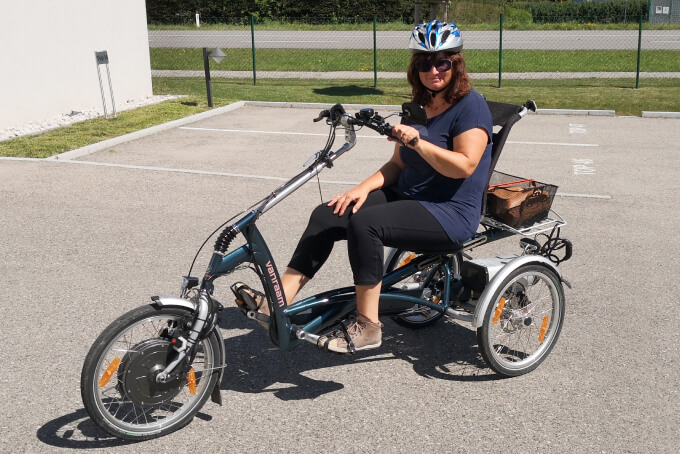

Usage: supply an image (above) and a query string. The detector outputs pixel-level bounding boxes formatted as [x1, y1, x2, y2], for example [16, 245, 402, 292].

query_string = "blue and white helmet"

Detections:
[409, 20, 463, 54]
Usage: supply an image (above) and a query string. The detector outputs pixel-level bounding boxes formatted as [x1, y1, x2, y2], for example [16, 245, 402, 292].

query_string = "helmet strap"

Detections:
[426, 87, 446, 97]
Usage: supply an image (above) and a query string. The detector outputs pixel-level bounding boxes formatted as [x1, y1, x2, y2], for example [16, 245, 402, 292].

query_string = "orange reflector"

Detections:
[98, 357, 121, 388]
[187, 368, 197, 395]
[398, 253, 416, 268]
[492, 297, 506, 324]
[433, 296, 440, 303]
[538, 316, 549, 342]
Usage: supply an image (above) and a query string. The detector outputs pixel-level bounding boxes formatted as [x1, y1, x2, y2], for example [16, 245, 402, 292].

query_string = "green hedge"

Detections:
[512, 0, 649, 24]
[146, 0, 417, 24]
[146, 0, 651, 25]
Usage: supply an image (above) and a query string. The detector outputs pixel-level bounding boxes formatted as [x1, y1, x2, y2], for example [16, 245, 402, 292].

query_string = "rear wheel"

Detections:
[81, 305, 221, 440]
[386, 250, 461, 328]
[477, 264, 565, 377]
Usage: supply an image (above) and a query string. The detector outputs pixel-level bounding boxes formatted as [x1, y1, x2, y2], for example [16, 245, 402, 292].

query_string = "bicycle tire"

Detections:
[477, 264, 565, 377]
[81, 304, 221, 440]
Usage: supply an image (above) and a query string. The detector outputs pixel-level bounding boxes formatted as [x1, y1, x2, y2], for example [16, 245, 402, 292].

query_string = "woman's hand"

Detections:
[328, 185, 370, 216]
[390, 124, 420, 148]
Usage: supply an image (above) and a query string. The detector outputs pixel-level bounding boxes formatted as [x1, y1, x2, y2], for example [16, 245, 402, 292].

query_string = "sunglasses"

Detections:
[414, 58, 453, 73]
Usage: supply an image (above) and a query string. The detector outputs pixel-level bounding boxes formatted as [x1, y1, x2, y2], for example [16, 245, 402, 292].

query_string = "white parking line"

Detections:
[180, 127, 599, 147]
[1, 157, 612, 199]
[507, 140, 598, 147]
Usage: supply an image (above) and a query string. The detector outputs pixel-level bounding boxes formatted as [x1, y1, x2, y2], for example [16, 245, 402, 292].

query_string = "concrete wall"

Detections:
[0, 0, 152, 130]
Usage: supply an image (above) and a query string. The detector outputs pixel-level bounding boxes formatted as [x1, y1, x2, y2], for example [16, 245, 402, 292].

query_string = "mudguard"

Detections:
[151, 295, 196, 311]
[472, 255, 563, 328]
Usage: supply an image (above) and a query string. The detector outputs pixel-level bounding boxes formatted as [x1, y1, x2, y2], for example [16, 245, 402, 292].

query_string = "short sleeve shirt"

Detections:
[392, 89, 493, 244]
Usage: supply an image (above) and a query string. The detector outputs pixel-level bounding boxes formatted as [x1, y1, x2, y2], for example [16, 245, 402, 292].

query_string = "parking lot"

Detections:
[1, 102, 678, 452]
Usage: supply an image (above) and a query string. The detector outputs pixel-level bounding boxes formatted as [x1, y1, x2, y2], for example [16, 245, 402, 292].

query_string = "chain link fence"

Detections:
[149, 14, 680, 89]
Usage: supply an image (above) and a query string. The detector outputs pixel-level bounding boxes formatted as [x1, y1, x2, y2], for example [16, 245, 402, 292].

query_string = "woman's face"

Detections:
[416, 52, 453, 92]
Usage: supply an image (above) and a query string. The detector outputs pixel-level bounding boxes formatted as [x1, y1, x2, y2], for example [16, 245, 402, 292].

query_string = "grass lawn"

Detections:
[150, 48, 680, 74]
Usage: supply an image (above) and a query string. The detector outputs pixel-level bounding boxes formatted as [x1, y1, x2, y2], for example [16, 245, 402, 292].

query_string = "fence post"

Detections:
[373, 15, 378, 88]
[498, 13, 504, 88]
[251, 15, 257, 86]
[203, 48, 214, 107]
[636, 13, 642, 89]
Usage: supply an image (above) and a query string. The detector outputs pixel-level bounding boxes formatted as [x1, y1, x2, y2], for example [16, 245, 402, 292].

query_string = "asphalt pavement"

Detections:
[0, 102, 678, 452]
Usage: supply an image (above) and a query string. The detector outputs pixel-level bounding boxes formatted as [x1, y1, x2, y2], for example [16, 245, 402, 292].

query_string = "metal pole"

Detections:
[105, 63, 117, 117]
[96, 65, 108, 118]
[635, 13, 642, 89]
[203, 47, 213, 107]
[373, 15, 378, 88]
[251, 15, 257, 86]
[498, 13, 504, 88]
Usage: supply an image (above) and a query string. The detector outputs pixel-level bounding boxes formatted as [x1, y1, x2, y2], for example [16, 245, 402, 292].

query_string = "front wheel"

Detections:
[81, 304, 222, 440]
[477, 264, 565, 377]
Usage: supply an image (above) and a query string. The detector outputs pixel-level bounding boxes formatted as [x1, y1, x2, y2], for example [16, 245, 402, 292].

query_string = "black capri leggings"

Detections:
[287, 189, 457, 286]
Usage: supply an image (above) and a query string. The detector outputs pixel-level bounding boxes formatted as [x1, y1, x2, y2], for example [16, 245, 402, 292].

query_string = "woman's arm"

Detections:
[392, 124, 488, 179]
[328, 145, 404, 215]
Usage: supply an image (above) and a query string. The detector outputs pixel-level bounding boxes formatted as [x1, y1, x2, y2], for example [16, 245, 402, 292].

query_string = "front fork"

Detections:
[155, 290, 212, 383]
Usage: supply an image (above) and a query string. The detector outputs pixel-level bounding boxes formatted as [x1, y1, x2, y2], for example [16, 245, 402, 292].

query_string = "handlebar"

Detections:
[308, 98, 537, 168]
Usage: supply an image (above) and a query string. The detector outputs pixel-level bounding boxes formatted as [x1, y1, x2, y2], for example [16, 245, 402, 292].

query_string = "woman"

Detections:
[247, 20, 493, 354]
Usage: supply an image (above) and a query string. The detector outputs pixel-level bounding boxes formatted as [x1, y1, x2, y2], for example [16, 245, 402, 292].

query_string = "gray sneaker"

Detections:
[326, 314, 383, 354]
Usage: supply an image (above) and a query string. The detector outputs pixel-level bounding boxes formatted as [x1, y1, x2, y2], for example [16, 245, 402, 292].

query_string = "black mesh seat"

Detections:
[480, 100, 527, 218]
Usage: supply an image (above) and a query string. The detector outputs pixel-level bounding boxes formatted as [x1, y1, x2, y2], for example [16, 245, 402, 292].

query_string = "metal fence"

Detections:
[149, 15, 680, 90]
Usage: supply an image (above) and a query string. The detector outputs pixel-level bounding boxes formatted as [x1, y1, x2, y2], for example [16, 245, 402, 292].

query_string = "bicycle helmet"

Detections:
[409, 20, 463, 54]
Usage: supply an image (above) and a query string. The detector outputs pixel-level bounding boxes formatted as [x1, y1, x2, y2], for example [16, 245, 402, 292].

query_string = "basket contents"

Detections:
[486, 172, 557, 228]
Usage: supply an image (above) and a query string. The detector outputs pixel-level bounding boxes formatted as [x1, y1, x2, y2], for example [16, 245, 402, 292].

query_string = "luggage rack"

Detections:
[481, 209, 567, 236]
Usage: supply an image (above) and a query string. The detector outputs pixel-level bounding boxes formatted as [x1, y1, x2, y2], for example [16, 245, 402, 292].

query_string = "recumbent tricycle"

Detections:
[80, 99, 572, 440]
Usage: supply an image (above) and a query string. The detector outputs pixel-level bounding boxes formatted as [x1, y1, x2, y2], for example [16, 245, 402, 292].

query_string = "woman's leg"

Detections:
[327, 199, 456, 353]
[285, 190, 389, 284]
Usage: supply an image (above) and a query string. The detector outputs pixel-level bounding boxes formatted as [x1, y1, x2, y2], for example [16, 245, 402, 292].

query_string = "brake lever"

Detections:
[383, 123, 418, 147]
[303, 151, 323, 167]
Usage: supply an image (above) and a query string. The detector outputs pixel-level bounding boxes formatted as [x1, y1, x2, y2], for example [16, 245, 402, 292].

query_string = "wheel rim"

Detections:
[92, 313, 215, 435]
[487, 270, 561, 371]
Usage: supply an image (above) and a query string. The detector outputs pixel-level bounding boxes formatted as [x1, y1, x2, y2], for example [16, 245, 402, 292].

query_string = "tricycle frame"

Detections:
[198, 206, 518, 352]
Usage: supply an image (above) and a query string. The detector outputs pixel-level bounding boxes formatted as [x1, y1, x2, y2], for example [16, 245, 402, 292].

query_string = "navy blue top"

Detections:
[392, 89, 493, 244]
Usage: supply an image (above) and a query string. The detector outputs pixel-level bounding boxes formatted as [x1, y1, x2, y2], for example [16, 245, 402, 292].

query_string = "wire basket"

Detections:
[485, 171, 558, 229]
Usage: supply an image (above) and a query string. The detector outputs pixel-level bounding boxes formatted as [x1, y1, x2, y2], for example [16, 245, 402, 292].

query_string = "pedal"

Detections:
[230, 282, 264, 313]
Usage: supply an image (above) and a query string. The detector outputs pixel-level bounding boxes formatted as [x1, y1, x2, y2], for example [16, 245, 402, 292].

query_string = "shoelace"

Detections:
[345, 320, 365, 340]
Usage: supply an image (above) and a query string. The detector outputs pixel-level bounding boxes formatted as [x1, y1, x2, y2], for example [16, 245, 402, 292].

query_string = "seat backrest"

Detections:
[480, 100, 524, 217]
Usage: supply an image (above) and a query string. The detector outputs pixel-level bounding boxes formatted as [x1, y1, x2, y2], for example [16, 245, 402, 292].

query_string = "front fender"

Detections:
[151, 295, 196, 311]
[472, 255, 563, 328]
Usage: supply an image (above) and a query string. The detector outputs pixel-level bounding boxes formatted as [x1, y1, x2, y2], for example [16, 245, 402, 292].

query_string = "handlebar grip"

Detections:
[313, 110, 330, 122]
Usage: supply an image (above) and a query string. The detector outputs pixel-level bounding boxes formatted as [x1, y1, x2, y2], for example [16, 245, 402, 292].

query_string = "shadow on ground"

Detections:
[313, 85, 384, 97]
[37, 307, 496, 447]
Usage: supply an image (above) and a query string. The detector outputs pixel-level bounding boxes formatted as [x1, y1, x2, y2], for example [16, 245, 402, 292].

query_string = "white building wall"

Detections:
[0, 0, 152, 130]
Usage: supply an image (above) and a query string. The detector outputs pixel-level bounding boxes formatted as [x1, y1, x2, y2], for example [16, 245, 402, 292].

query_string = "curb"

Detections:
[47, 101, 246, 161]
[641, 111, 680, 119]
[245, 101, 402, 111]
[245, 102, 620, 117]
[535, 108, 615, 116]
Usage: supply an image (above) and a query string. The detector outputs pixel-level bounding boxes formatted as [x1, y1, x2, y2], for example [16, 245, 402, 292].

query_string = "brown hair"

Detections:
[407, 52, 471, 107]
